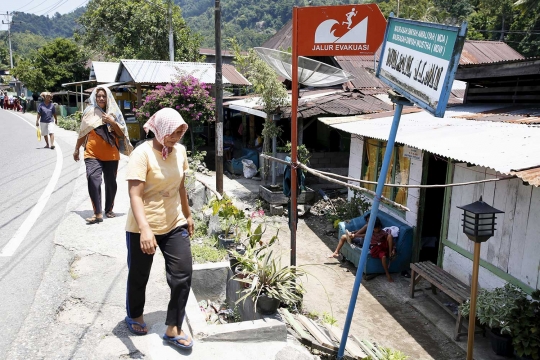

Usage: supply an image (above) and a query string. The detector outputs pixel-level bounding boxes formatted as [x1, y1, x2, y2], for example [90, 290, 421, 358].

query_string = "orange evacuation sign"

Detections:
[296, 4, 387, 56]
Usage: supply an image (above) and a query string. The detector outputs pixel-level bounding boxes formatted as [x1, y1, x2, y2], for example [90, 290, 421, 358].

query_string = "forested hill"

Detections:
[175, 0, 358, 48]
[5, 0, 540, 58]
[11, 8, 85, 38]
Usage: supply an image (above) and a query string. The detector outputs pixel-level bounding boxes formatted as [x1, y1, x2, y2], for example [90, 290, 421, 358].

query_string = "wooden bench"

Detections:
[410, 261, 485, 341]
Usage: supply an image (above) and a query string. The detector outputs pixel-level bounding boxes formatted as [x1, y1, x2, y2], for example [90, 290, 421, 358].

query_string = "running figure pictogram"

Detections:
[342, 8, 358, 29]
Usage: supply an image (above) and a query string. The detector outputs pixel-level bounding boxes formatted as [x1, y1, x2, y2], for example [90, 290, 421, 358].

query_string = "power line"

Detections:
[37, 0, 66, 16]
[43, 0, 72, 16]
[12, 0, 38, 12]
[17, 0, 51, 14]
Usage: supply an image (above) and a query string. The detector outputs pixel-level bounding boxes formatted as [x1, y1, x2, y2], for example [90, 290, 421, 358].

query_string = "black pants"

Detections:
[85, 158, 118, 215]
[126, 226, 193, 328]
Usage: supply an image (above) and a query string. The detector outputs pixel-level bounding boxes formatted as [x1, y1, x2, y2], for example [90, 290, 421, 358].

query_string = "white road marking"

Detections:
[0, 111, 63, 257]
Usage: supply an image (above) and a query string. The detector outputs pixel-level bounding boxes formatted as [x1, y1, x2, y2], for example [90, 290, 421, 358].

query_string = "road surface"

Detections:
[0, 109, 80, 359]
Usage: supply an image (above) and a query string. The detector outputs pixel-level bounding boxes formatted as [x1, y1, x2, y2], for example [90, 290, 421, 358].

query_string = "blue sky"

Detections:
[0, 0, 88, 31]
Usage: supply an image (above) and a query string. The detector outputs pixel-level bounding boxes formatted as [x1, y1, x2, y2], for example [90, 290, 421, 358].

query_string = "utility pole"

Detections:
[2, 12, 21, 69]
[215, 0, 223, 194]
[168, 0, 174, 61]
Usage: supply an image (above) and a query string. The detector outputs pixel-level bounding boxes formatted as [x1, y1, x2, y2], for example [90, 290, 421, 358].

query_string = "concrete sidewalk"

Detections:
[5, 127, 310, 359]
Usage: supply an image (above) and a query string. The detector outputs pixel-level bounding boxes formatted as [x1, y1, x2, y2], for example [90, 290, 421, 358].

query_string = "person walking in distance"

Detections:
[35, 92, 58, 149]
[73, 86, 131, 224]
[19, 93, 27, 114]
[124, 108, 194, 350]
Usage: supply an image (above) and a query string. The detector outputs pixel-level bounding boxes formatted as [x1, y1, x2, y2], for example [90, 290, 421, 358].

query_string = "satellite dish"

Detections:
[254, 47, 355, 87]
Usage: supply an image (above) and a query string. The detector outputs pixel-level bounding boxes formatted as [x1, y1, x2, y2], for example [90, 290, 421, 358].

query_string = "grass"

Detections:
[57, 116, 80, 132]
[191, 235, 227, 264]
[306, 310, 319, 320]
[322, 311, 337, 326]
[191, 217, 227, 264]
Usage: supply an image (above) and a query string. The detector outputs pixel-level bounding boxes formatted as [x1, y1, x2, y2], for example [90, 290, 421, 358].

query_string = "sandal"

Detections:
[51, 145, 55, 150]
[125, 316, 148, 336]
[163, 332, 193, 349]
[105, 211, 116, 218]
[86, 215, 103, 224]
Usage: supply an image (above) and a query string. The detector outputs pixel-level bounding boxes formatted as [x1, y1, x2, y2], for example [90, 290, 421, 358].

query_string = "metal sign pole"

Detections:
[290, 6, 299, 267]
[215, 0, 224, 194]
[337, 98, 409, 359]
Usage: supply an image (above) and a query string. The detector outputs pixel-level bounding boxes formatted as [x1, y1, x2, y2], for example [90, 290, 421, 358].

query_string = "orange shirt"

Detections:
[84, 129, 120, 161]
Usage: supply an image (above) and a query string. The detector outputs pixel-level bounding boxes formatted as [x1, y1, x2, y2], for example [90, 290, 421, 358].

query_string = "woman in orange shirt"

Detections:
[73, 87, 131, 224]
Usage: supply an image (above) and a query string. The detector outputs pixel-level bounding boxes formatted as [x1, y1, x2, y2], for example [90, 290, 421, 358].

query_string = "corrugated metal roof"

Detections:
[224, 90, 391, 119]
[334, 57, 387, 90]
[452, 106, 540, 124]
[199, 48, 239, 57]
[90, 62, 120, 83]
[117, 60, 249, 85]
[322, 105, 540, 180]
[262, 19, 292, 50]
[510, 167, 540, 186]
[217, 64, 251, 86]
[459, 41, 524, 65]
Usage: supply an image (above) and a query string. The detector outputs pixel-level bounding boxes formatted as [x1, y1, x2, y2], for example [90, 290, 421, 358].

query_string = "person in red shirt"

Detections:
[330, 216, 396, 282]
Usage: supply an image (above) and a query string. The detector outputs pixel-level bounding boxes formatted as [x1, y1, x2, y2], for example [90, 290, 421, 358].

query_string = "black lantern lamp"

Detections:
[457, 196, 504, 360]
[457, 196, 504, 243]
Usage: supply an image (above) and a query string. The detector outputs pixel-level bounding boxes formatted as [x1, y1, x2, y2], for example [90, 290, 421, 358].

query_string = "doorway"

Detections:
[419, 155, 447, 263]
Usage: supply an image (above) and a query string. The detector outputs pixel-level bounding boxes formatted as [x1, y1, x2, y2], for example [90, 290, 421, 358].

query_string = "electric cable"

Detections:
[12, 0, 38, 12]
[38, 0, 69, 16]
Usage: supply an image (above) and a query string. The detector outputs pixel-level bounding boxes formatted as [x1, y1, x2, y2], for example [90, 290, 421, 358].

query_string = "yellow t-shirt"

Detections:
[125, 140, 189, 235]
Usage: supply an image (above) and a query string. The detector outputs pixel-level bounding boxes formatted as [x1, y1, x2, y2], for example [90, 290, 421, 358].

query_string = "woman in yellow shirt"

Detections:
[124, 108, 194, 349]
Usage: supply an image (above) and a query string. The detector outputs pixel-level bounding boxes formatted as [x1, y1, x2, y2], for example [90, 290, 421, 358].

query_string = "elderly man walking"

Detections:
[35, 92, 58, 149]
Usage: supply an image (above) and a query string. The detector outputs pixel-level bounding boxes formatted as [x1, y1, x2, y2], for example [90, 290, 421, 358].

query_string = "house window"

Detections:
[361, 139, 410, 206]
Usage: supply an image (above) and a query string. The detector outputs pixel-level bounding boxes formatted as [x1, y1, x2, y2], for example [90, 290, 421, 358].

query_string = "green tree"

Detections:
[76, 0, 203, 62]
[12, 38, 88, 92]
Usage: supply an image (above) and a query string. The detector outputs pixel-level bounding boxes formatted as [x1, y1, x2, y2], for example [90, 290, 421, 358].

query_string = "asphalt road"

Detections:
[0, 109, 80, 359]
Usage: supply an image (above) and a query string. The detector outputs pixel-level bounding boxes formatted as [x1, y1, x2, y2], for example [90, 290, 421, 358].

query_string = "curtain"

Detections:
[362, 139, 378, 192]
[382, 142, 394, 200]
[394, 146, 410, 206]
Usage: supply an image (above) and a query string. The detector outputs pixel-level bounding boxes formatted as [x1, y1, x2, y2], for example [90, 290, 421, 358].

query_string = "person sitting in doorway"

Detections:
[329, 213, 370, 258]
[329, 216, 396, 282]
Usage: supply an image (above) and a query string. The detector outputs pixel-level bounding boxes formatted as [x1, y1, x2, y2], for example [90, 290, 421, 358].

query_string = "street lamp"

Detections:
[457, 196, 504, 360]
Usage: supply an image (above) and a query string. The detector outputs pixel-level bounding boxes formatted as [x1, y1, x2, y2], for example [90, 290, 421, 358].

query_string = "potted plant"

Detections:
[460, 283, 526, 357]
[508, 290, 540, 360]
[227, 217, 267, 271]
[233, 249, 305, 315]
[209, 196, 247, 248]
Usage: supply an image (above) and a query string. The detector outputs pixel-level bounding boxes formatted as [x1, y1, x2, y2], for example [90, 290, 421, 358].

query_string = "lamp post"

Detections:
[457, 196, 504, 360]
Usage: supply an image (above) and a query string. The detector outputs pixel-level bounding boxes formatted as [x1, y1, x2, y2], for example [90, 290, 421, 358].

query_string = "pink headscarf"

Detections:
[143, 108, 188, 160]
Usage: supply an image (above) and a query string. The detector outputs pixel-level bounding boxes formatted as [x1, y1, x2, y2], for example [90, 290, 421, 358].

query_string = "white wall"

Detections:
[347, 136, 423, 227]
[444, 164, 540, 290]
[443, 247, 507, 290]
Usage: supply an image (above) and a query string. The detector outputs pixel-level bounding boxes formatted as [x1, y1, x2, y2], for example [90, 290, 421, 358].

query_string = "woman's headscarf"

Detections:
[78, 86, 129, 142]
[143, 108, 188, 160]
